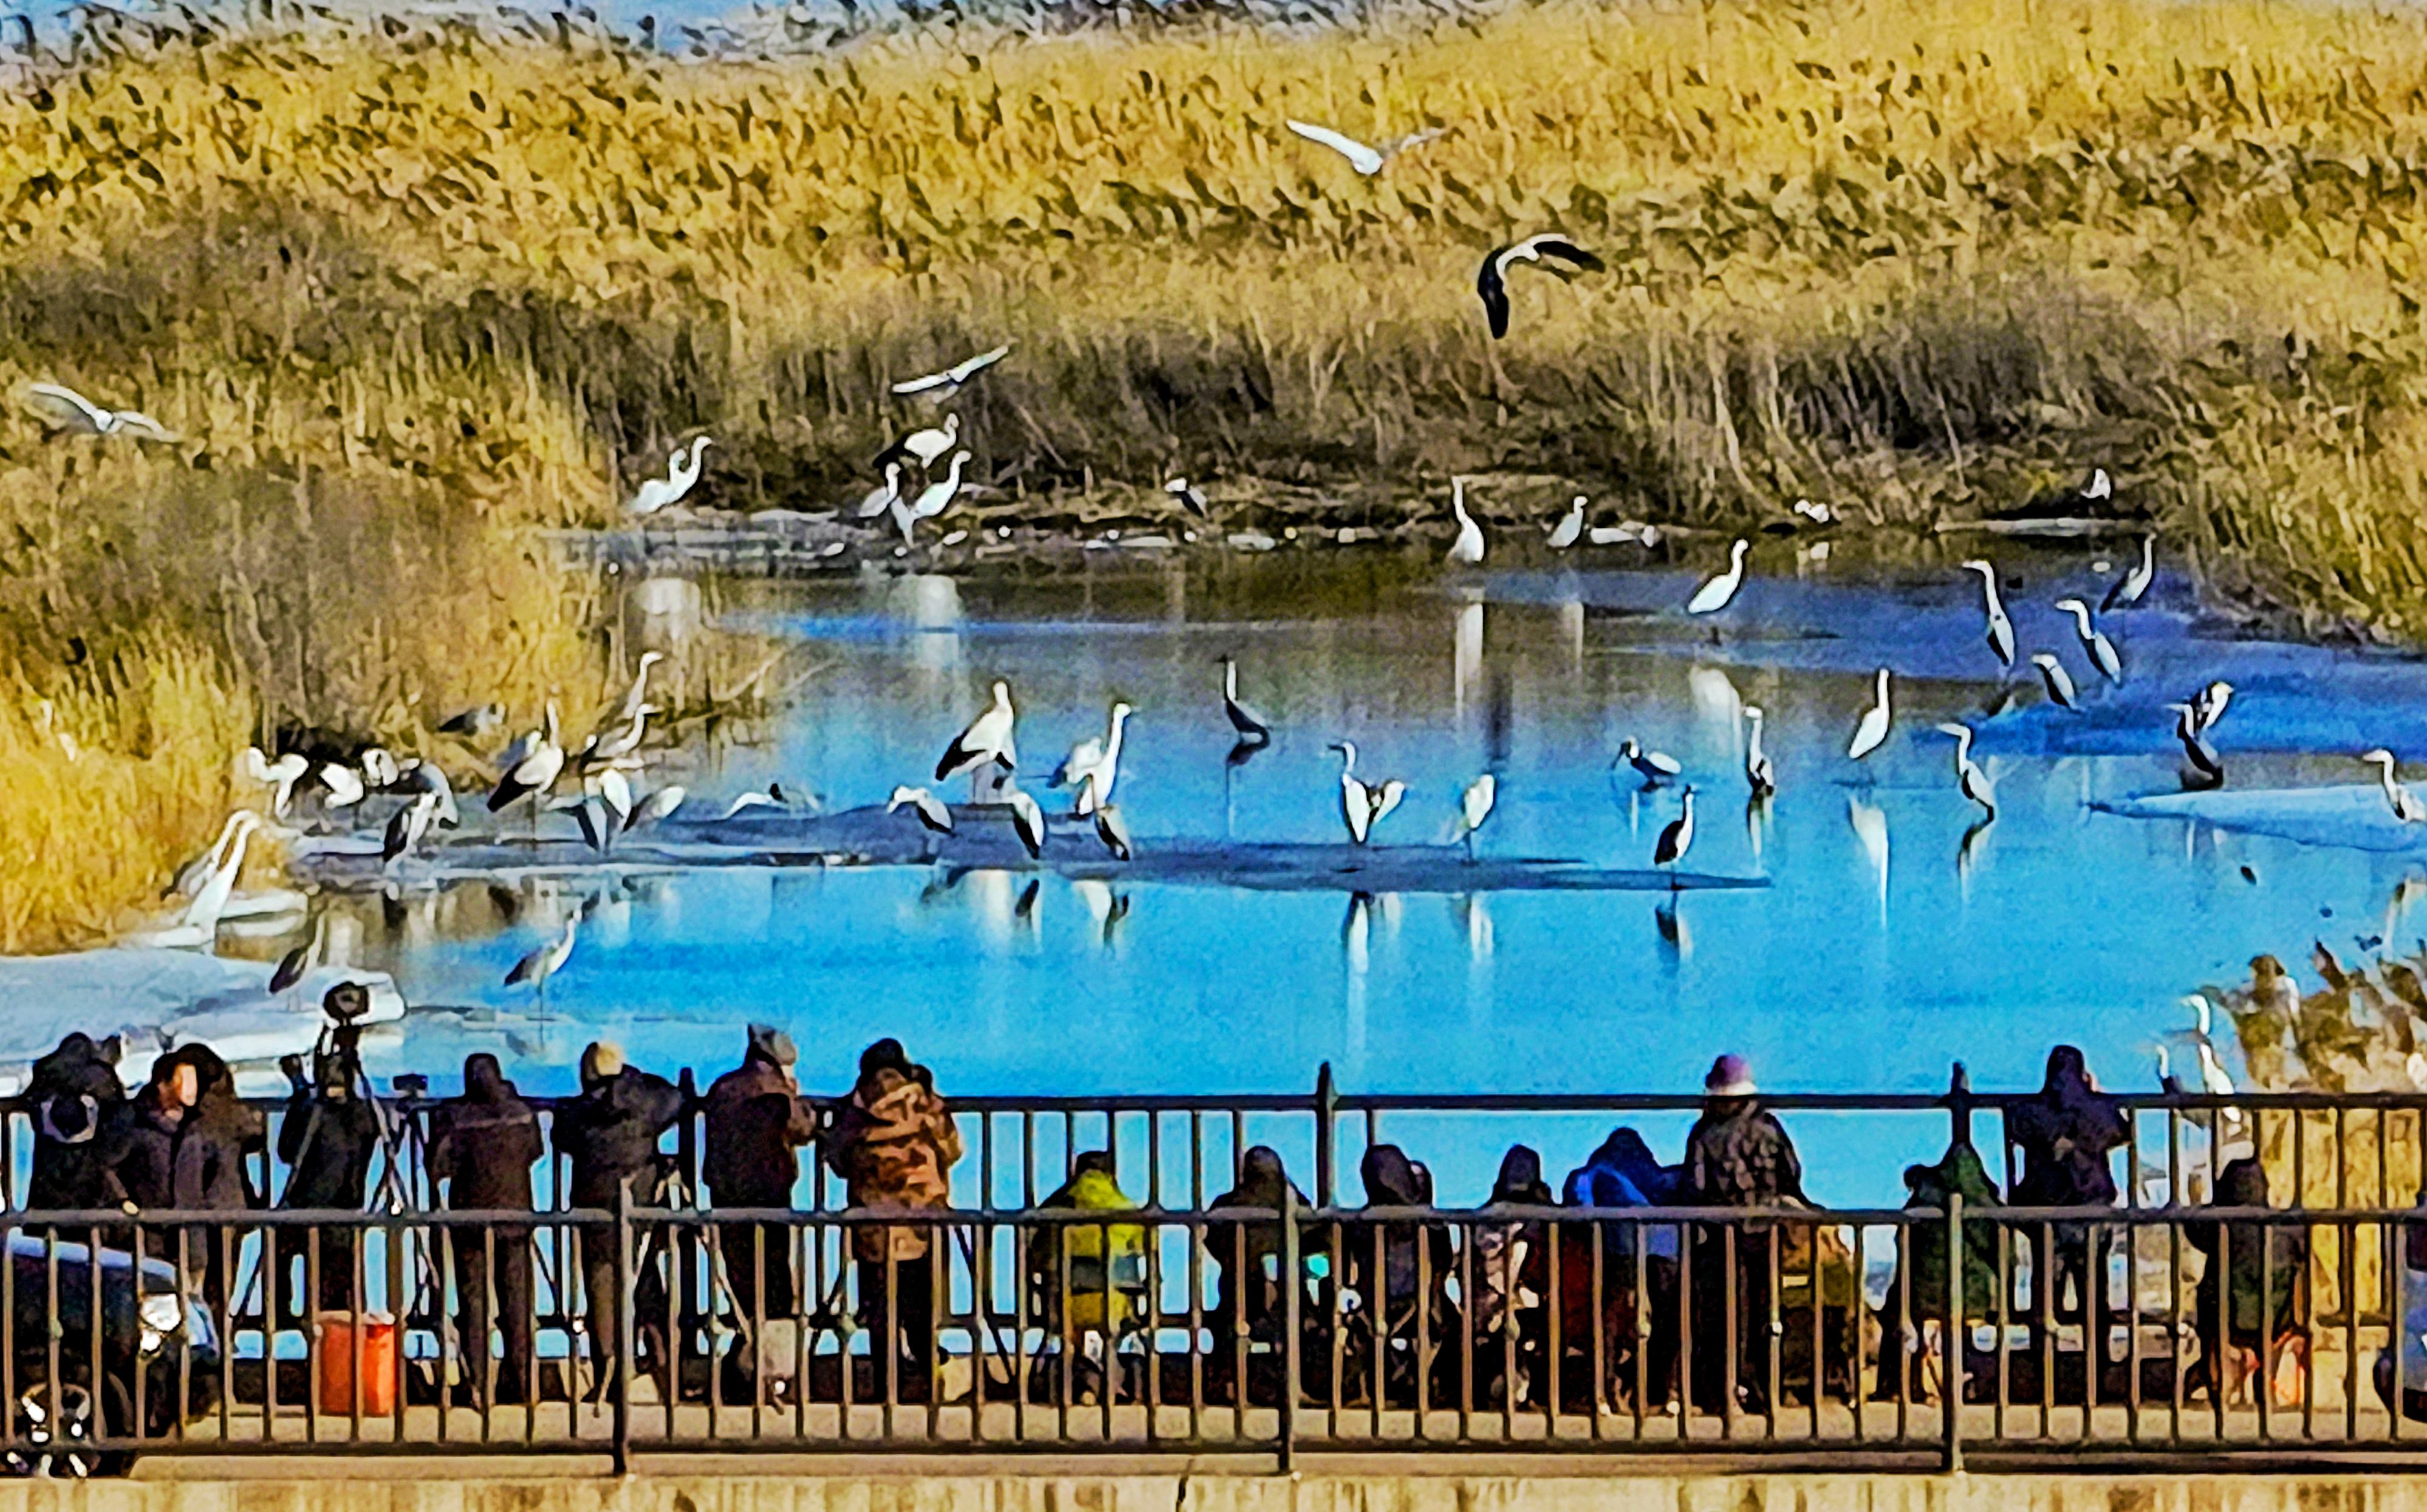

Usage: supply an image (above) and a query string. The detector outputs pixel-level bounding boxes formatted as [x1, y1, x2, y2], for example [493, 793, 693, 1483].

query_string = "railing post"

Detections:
[1279, 1183, 1300, 1473]
[1947, 1061, 1971, 1156]
[1313, 1063, 1336, 1210]
[613, 1177, 634, 1476]
[1943, 1189, 1964, 1474]
[676, 1069, 700, 1203]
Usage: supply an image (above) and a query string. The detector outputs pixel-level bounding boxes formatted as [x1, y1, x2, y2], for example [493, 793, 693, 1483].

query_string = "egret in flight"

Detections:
[1284, 118, 1443, 176]
[1687, 540, 1750, 615]
[23, 381, 178, 441]
[628, 437, 712, 516]
[892, 344, 1011, 400]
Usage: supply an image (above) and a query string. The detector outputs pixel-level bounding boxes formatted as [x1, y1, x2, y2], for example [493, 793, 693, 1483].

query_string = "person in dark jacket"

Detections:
[1341, 1143, 1457, 1408]
[2185, 1157, 2307, 1406]
[1473, 1146, 1553, 1409]
[111, 1044, 263, 1313]
[2004, 1045, 2127, 1343]
[426, 1053, 543, 1407]
[703, 1025, 818, 1404]
[1205, 1146, 1311, 1403]
[1561, 1127, 1683, 1414]
[29, 1033, 127, 1219]
[553, 1041, 685, 1401]
[1875, 1140, 2002, 1403]
[275, 1003, 386, 1322]
[1681, 1055, 1804, 1416]
[827, 1038, 962, 1401]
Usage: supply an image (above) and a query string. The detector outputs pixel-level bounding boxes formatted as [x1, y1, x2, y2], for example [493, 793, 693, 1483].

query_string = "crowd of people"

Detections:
[8, 1001, 2319, 1415]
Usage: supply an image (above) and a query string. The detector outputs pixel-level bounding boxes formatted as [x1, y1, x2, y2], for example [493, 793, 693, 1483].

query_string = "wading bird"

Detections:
[624, 783, 686, 835]
[1686, 539, 1750, 615]
[1051, 701, 1134, 817]
[168, 812, 262, 901]
[615, 651, 665, 726]
[1007, 788, 1048, 860]
[360, 748, 401, 790]
[1653, 785, 1697, 887]
[23, 381, 177, 442]
[269, 912, 327, 997]
[1165, 478, 1209, 518]
[1962, 559, 2016, 671]
[242, 747, 309, 819]
[937, 681, 1019, 787]
[488, 703, 564, 814]
[1849, 668, 1894, 762]
[1220, 657, 1273, 742]
[1329, 741, 1403, 845]
[718, 784, 798, 819]
[1936, 722, 1997, 818]
[505, 912, 580, 1005]
[856, 463, 903, 521]
[397, 759, 460, 828]
[878, 412, 959, 473]
[888, 784, 954, 833]
[2030, 652, 2081, 712]
[908, 450, 971, 521]
[1615, 737, 1682, 787]
[2191, 679, 2235, 735]
[2083, 467, 2114, 503]
[2054, 598, 2124, 686]
[2169, 702, 2226, 786]
[1547, 496, 1586, 550]
[1476, 234, 1604, 339]
[1094, 804, 1133, 861]
[1446, 478, 1485, 566]
[2104, 533, 2157, 612]
[317, 762, 366, 813]
[2364, 749, 2427, 824]
[1742, 706, 1776, 797]
[383, 789, 440, 864]
[892, 343, 1011, 400]
[1457, 773, 1496, 861]
[1283, 118, 1442, 176]
[628, 437, 712, 516]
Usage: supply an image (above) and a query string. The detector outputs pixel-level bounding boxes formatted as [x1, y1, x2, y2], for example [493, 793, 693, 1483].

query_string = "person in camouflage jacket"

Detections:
[826, 1039, 962, 1398]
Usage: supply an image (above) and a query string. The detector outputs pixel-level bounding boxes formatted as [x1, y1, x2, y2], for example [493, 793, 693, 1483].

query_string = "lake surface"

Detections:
[321, 540, 2427, 1209]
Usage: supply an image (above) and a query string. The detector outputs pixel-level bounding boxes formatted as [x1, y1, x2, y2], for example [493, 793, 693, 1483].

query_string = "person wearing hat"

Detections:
[702, 1024, 820, 1399]
[555, 1040, 686, 1401]
[1681, 1054, 1805, 1417]
[825, 1038, 962, 1403]
[27, 1032, 128, 1225]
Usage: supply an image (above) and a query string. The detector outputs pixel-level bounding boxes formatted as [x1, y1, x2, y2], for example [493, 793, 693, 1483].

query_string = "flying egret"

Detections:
[1446, 478, 1485, 566]
[1283, 118, 1442, 176]
[878, 412, 960, 472]
[2104, 533, 2156, 612]
[488, 702, 564, 814]
[1051, 701, 1134, 818]
[2053, 598, 2124, 686]
[2191, 679, 2235, 734]
[167, 812, 262, 901]
[23, 381, 177, 441]
[1475, 234, 1604, 339]
[1652, 785, 1697, 888]
[1094, 804, 1134, 861]
[2030, 653, 2081, 712]
[1686, 540, 1750, 615]
[1547, 496, 1586, 550]
[907, 450, 971, 521]
[624, 782, 687, 835]
[1165, 478, 1209, 518]
[1220, 657, 1273, 742]
[627, 437, 712, 516]
[937, 680, 1019, 787]
[1961, 560, 2016, 670]
[856, 463, 904, 521]
[2168, 702, 2226, 785]
[1457, 773, 1497, 862]
[1742, 706, 1776, 796]
[1615, 738, 1682, 787]
[891, 343, 1012, 399]
[1849, 668, 1894, 762]
[382, 789, 440, 864]
[1935, 722, 1997, 818]
[505, 912, 580, 1006]
[2364, 749, 2427, 823]
[242, 747, 309, 818]
[1006, 788, 1048, 860]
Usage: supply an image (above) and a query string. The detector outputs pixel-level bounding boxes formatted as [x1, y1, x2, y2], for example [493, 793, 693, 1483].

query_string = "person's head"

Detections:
[1703, 1053, 1756, 1109]
[1240, 1146, 1286, 1188]
[1360, 1143, 1420, 1206]
[52, 1032, 95, 1064]
[1073, 1149, 1115, 1180]
[859, 1038, 911, 1081]
[464, 1053, 506, 1100]
[2217, 1157, 2269, 1208]
[1492, 1145, 1550, 1205]
[155, 1057, 199, 1111]
[2042, 1045, 2092, 1096]
[321, 983, 371, 1023]
[581, 1041, 626, 1090]
[746, 1023, 797, 1071]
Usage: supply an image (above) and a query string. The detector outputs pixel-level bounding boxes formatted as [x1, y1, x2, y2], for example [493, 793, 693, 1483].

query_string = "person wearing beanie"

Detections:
[27, 1032, 128, 1224]
[426, 1054, 544, 1408]
[825, 1039, 962, 1403]
[702, 1024, 818, 1402]
[1681, 1053, 1804, 1417]
[554, 1039, 685, 1402]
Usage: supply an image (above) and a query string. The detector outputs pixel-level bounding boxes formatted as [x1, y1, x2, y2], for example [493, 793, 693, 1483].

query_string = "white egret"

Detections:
[1220, 657, 1273, 741]
[437, 703, 504, 737]
[1006, 788, 1048, 860]
[24, 381, 177, 441]
[595, 767, 634, 829]
[1546, 495, 1586, 550]
[937, 680, 1019, 785]
[1446, 477, 1485, 566]
[627, 437, 712, 516]
[382, 790, 440, 864]
[856, 463, 904, 520]
[718, 783, 797, 819]
[488, 702, 564, 813]
[1094, 804, 1134, 861]
[242, 747, 309, 818]
[580, 704, 654, 768]
[623, 782, 686, 835]
[167, 811, 262, 901]
[2364, 749, 2427, 823]
[1742, 706, 1776, 796]
[1457, 773, 1497, 861]
[1050, 701, 1134, 818]
[2168, 702, 2226, 785]
[360, 747, 402, 790]
[1328, 741, 1403, 846]
[891, 343, 1011, 399]
[1476, 234, 1604, 339]
[1165, 478, 1209, 518]
[2030, 653, 2081, 712]
[1686, 539, 1750, 615]
[181, 811, 258, 936]
[504, 912, 580, 1004]
[2053, 598, 2124, 685]
[1935, 722, 1997, 818]
[1848, 668, 1894, 762]
[1652, 785, 1697, 886]
[615, 651, 666, 725]
[2104, 533, 2156, 612]
[2083, 467, 2114, 503]
[880, 412, 960, 472]
[317, 762, 366, 811]
[1961, 559, 2016, 670]
[1283, 118, 1442, 176]
[1615, 738, 1682, 787]
[908, 450, 971, 521]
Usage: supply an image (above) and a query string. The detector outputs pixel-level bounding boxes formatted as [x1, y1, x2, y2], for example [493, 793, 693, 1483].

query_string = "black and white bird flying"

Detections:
[1476, 234, 1605, 340]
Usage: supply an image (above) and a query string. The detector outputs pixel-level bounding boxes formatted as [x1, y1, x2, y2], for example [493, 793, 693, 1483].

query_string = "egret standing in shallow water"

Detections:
[1934, 722, 1997, 818]
[908, 450, 972, 522]
[1456, 774, 1497, 861]
[505, 911, 580, 1010]
[1094, 804, 1134, 862]
[2104, 533, 2157, 612]
[627, 437, 711, 516]
[1687, 540, 1750, 615]
[937, 680, 1019, 793]
[1005, 788, 1048, 860]
[1848, 668, 1893, 764]
[2168, 702, 2226, 787]
[1165, 478, 1210, 519]
[488, 703, 564, 816]
[1742, 706, 1776, 797]
[887, 785, 954, 859]
[1220, 657, 1272, 743]
[2030, 653, 2081, 712]
[2364, 750, 2427, 823]
[1615, 738, 1682, 788]
[2191, 679, 2235, 735]
[1961, 560, 2016, 671]
[1328, 742, 1404, 846]
[2053, 598, 2125, 686]
[1446, 479, 1485, 566]
[1653, 785, 1697, 889]
[1051, 701, 1134, 817]
[857, 463, 904, 521]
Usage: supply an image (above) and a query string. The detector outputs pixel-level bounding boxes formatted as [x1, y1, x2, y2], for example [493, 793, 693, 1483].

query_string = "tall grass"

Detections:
[4, 0, 2427, 942]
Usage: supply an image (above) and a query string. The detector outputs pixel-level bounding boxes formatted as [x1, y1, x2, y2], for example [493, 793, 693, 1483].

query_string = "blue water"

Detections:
[341, 548, 2427, 1210]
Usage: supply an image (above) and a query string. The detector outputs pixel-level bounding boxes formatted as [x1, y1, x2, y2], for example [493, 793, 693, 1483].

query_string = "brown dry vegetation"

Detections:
[4, 0, 2427, 944]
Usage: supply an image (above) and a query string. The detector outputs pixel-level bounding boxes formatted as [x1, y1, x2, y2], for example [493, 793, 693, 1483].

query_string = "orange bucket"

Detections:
[315, 1312, 397, 1417]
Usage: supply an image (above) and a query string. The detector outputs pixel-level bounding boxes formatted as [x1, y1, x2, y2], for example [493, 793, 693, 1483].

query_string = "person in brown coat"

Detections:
[701, 1025, 819, 1324]
[826, 1039, 962, 1398]
[426, 1053, 543, 1406]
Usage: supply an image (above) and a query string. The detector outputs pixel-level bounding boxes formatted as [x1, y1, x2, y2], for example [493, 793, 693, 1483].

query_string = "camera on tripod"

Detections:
[283, 983, 375, 1098]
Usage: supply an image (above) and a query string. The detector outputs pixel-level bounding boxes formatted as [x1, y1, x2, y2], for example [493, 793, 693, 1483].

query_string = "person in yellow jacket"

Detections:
[1030, 1151, 1148, 1402]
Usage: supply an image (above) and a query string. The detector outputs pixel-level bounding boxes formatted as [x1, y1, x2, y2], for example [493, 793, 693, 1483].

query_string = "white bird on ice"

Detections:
[1686, 539, 1750, 615]
[627, 437, 712, 516]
